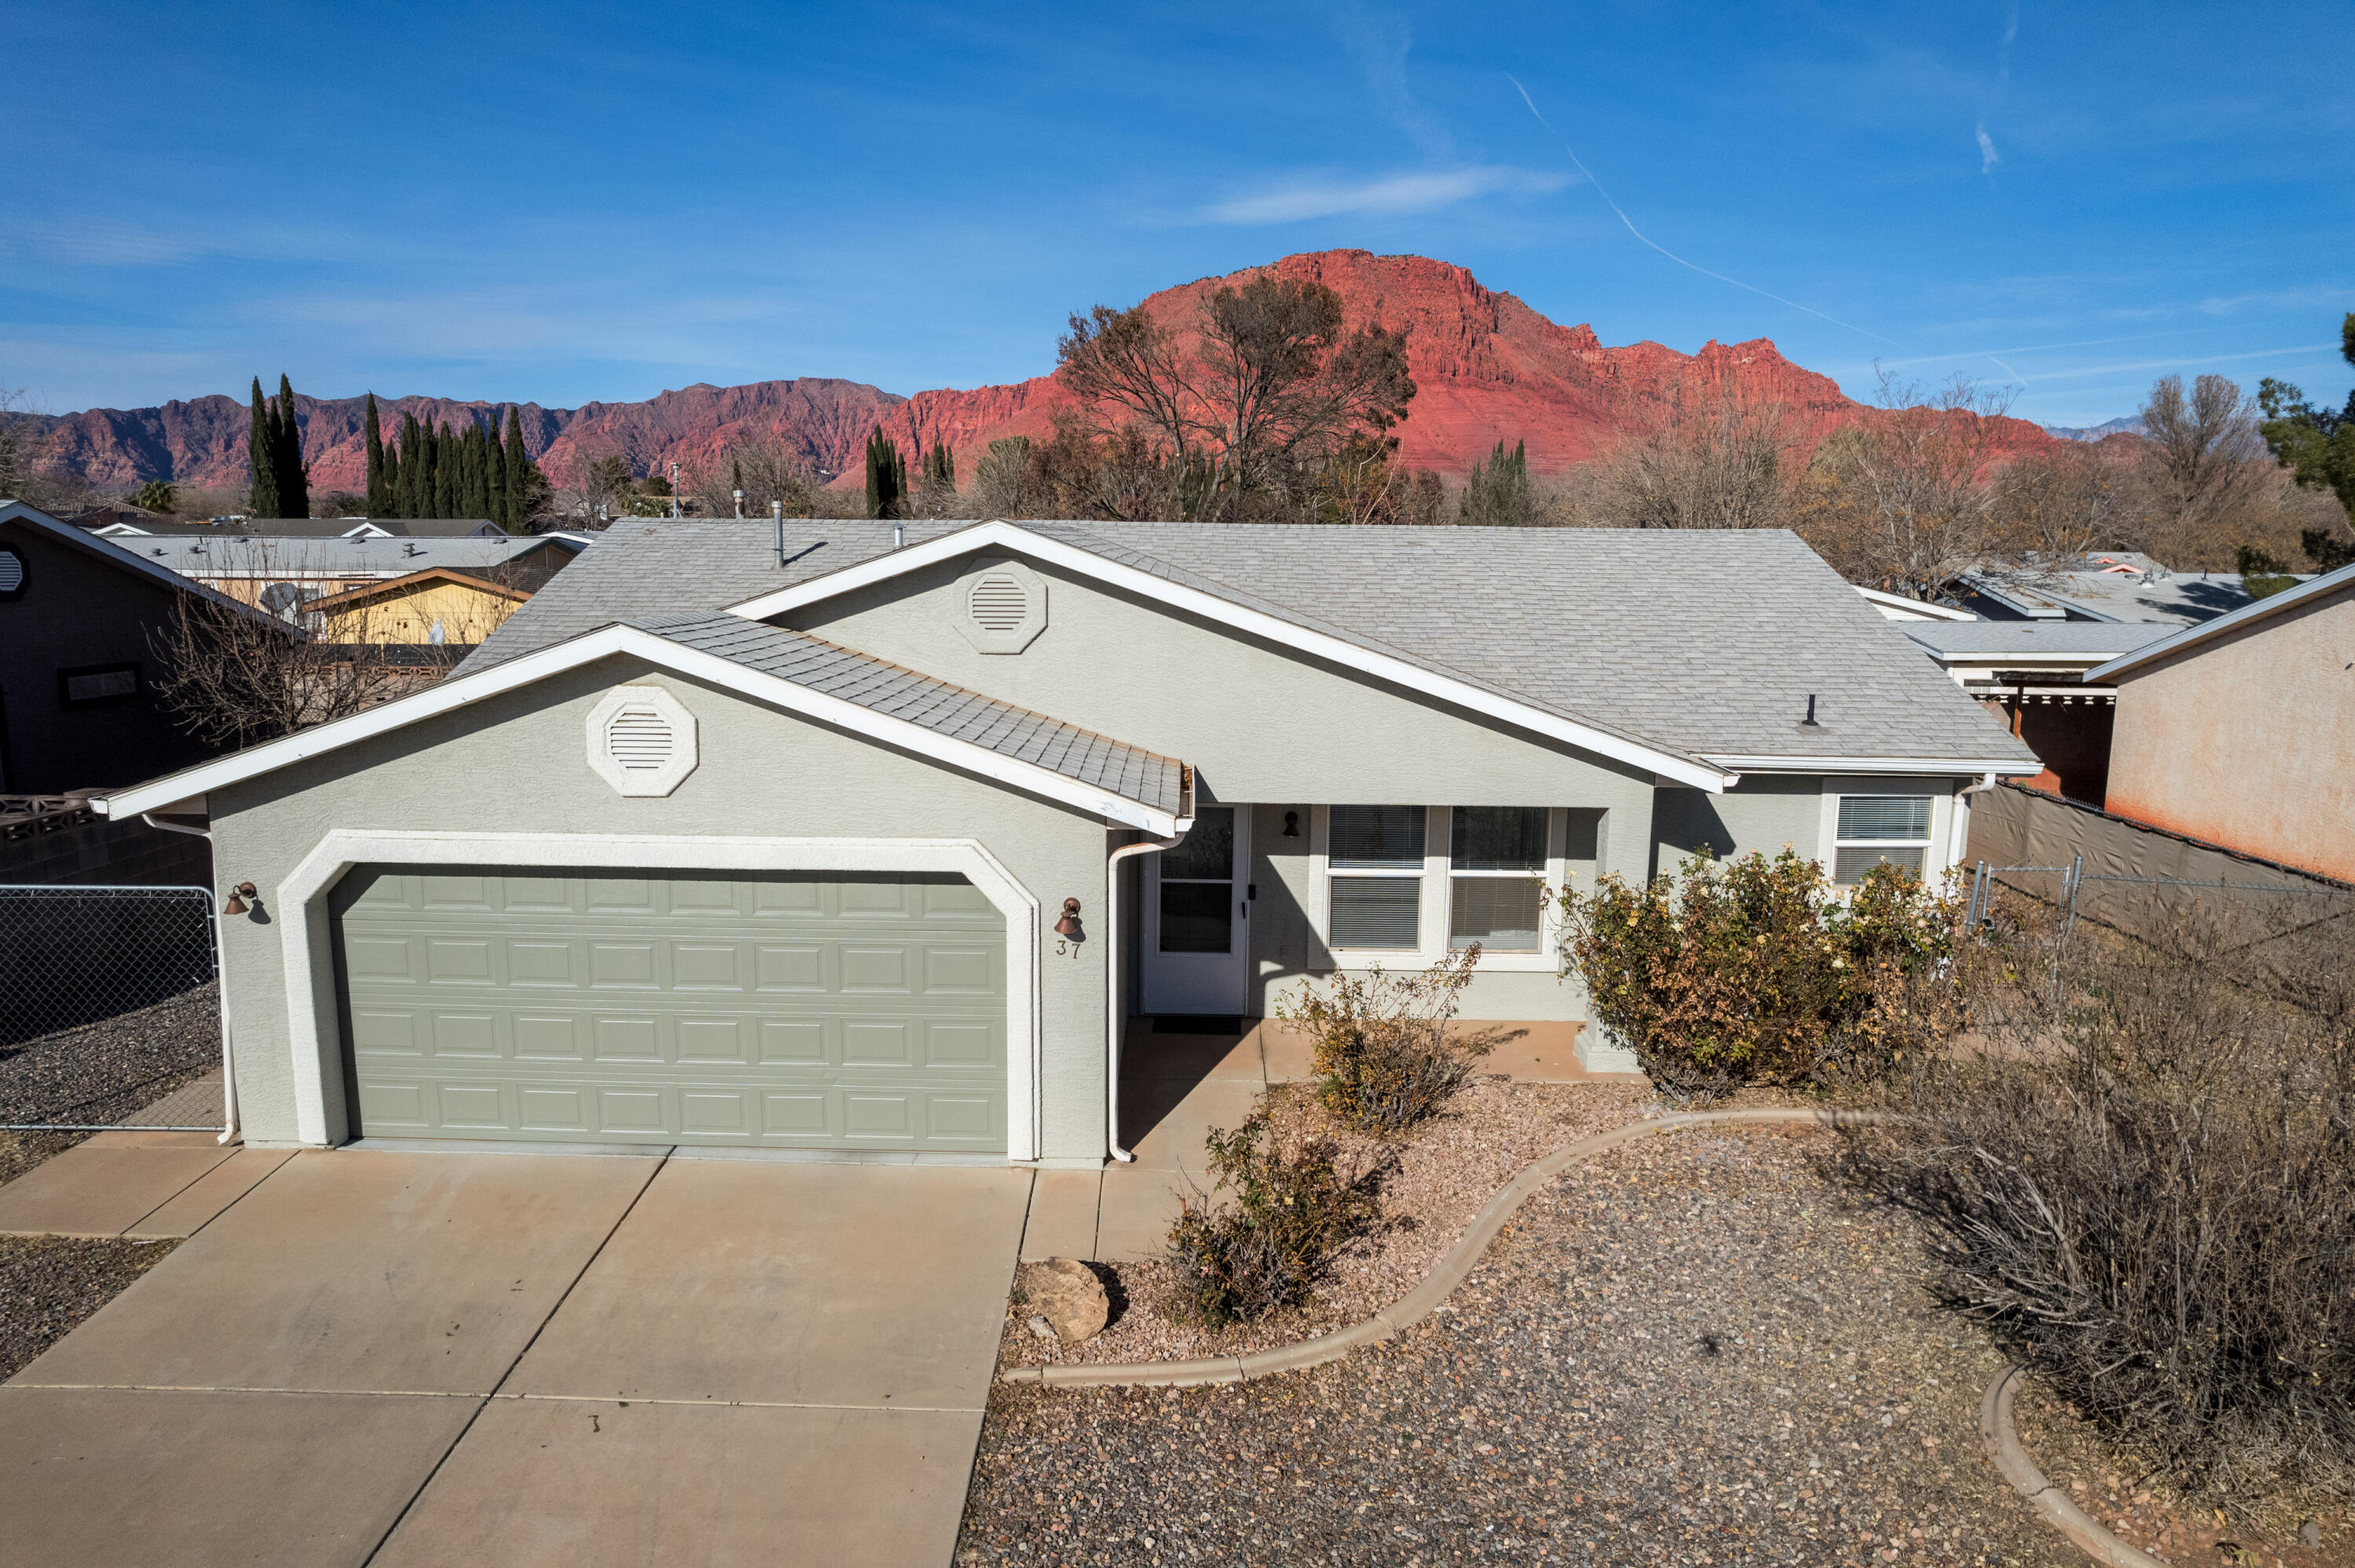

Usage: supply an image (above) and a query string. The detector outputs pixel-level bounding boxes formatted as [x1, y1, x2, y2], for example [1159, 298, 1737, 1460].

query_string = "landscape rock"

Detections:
[1018, 1258, 1108, 1344]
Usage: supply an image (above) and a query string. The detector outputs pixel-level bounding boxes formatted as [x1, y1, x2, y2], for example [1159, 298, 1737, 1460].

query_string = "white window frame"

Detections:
[1309, 806, 1568, 971]
[1820, 786, 1948, 887]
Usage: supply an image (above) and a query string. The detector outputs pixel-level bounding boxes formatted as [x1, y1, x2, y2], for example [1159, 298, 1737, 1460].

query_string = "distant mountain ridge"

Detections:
[2043, 415, 2146, 442]
[23, 250, 2054, 496]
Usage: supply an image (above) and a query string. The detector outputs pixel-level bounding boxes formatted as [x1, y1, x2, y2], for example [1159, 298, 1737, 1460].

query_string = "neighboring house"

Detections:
[1954, 552, 2274, 624]
[130, 531, 584, 616]
[2084, 562, 2355, 883]
[86, 517, 509, 541]
[1900, 622, 2176, 804]
[0, 501, 282, 793]
[93, 520, 2036, 1161]
[1853, 585, 1976, 624]
[303, 567, 536, 647]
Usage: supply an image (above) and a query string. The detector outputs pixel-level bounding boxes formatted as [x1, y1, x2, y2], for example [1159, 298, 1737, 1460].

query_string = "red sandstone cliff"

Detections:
[22, 250, 2050, 498]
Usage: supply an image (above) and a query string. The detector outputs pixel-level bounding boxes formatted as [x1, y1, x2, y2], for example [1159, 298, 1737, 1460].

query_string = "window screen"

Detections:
[1327, 805, 1425, 950]
[1330, 877, 1422, 949]
[1451, 807, 1546, 871]
[1448, 806, 1548, 952]
[1835, 845, 1927, 883]
[1328, 805, 1424, 868]
[1836, 796, 1933, 841]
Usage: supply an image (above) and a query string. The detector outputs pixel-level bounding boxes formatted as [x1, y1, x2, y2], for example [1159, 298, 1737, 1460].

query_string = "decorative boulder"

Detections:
[1019, 1258, 1109, 1344]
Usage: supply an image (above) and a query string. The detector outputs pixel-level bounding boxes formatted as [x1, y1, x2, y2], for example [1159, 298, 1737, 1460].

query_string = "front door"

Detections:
[1140, 805, 1249, 1016]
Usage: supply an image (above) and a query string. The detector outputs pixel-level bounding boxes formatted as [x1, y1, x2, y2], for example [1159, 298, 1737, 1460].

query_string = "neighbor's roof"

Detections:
[122, 532, 584, 575]
[0, 501, 287, 629]
[86, 517, 506, 540]
[1959, 565, 2275, 625]
[639, 613, 1185, 816]
[2086, 560, 2355, 684]
[466, 518, 2033, 774]
[1903, 622, 2177, 662]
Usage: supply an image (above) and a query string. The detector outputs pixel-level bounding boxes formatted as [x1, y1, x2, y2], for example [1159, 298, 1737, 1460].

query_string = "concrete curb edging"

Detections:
[1980, 1365, 2170, 1568]
[999, 1106, 1857, 1391]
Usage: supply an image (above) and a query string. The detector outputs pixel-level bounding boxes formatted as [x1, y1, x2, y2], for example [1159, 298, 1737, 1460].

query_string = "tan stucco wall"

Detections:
[206, 653, 1114, 1158]
[2104, 589, 2355, 882]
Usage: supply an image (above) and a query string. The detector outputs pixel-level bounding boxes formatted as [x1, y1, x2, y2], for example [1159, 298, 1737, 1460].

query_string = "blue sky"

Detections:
[5, 1, 2350, 427]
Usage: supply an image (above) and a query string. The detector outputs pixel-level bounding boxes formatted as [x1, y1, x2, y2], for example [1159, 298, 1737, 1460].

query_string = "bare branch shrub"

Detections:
[1838, 899, 2355, 1513]
[1162, 1105, 1386, 1329]
[1796, 373, 2021, 600]
[1278, 946, 1499, 1132]
[1594, 382, 1801, 530]
[687, 436, 814, 520]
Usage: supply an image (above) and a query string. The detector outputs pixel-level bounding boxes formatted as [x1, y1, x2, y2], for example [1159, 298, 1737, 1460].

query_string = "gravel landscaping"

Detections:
[959, 1121, 2076, 1566]
[0, 982, 221, 1130]
[0, 1234, 179, 1379]
[1002, 1078, 1649, 1371]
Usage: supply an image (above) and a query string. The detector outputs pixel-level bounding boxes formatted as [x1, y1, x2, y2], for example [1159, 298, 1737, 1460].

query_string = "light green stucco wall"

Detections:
[206, 653, 1113, 1159]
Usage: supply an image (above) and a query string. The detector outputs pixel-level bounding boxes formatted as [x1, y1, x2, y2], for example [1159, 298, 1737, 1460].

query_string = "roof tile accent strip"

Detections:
[631, 611, 1185, 817]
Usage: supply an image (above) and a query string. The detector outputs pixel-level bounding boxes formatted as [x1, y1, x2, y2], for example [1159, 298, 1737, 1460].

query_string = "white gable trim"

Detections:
[1853, 585, 1976, 622]
[0, 501, 289, 629]
[93, 622, 1185, 833]
[271, 830, 1043, 1160]
[2084, 560, 2355, 683]
[720, 520, 1736, 793]
[1705, 753, 2043, 776]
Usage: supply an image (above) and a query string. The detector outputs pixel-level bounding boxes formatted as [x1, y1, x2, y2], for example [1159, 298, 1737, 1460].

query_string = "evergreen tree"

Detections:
[1458, 438, 1530, 527]
[363, 394, 389, 516]
[433, 424, 457, 519]
[486, 414, 509, 530]
[275, 374, 309, 519]
[926, 441, 955, 487]
[502, 406, 535, 532]
[246, 377, 281, 518]
[385, 432, 405, 516]
[864, 426, 907, 520]
[398, 412, 424, 516]
[731, 458, 745, 513]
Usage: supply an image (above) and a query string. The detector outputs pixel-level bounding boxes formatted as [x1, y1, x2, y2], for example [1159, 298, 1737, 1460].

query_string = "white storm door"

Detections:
[1140, 805, 1250, 1016]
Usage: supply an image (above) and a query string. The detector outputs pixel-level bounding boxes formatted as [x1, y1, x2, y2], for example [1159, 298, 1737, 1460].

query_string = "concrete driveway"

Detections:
[0, 1147, 1029, 1567]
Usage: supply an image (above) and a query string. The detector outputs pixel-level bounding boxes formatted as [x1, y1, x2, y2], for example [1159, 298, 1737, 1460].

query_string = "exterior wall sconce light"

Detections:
[1053, 898, 1084, 939]
[221, 881, 257, 916]
[1282, 811, 1301, 837]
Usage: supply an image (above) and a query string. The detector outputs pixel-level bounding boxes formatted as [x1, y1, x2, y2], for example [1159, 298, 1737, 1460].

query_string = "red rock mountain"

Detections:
[25, 250, 2050, 497]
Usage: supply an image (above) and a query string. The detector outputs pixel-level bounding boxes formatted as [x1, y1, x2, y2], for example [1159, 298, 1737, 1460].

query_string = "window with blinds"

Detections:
[1327, 805, 1425, 950]
[1832, 795, 1933, 884]
[1448, 807, 1547, 951]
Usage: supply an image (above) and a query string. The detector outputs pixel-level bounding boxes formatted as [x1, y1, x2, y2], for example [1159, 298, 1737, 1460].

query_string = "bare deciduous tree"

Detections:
[148, 544, 460, 746]
[1798, 373, 2021, 599]
[2125, 374, 2288, 568]
[1594, 382, 1799, 530]
[687, 436, 815, 520]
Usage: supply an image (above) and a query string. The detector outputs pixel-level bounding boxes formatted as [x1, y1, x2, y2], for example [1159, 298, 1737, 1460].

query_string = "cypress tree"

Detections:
[275, 375, 309, 519]
[486, 414, 509, 530]
[246, 377, 280, 517]
[864, 427, 907, 520]
[385, 433, 404, 516]
[502, 406, 531, 533]
[926, 441, 954, 487]
[363, 394, 389, 516]
[433, 424, 456, 519]
[399, 412, 423, 516]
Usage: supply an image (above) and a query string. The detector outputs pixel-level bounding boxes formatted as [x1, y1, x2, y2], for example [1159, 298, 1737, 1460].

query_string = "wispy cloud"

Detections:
[1975, 125, 2000, 175]
[1194, 166, 1568, 225]
[2009, 344, 2339, 385]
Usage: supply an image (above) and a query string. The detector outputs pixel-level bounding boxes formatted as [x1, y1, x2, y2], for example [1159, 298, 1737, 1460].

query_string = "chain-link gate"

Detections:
[0, 884, 225, 1131]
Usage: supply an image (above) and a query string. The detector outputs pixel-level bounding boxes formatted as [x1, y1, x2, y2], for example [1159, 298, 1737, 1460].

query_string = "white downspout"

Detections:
[1950, 771, 1999, 873]
[141, 811, 239, 1146]
[1105, 822, 1189, 1163]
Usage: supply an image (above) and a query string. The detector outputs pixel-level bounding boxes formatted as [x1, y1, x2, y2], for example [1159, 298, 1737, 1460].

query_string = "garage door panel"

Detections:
[336, 868, 1007, 1150]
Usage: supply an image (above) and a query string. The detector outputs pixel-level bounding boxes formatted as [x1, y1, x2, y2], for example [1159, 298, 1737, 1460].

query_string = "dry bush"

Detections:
[1592, 382, 1802, 531]
[1838, 899, 2355, 1511]
[1162, 1106, 1386, 1329]
[1557, 849, 1964, 1099]
[1278, 946, 1499, 1133]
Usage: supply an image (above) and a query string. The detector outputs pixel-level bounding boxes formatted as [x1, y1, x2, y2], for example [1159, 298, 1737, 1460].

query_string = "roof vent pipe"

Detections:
[772, 501, 784, 568]
[1801, 694, 1820, 727]
[893, 520, 904, 550]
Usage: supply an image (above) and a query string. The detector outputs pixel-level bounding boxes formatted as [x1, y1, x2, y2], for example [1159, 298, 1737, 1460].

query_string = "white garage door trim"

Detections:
[277, 830, 1042, 1158]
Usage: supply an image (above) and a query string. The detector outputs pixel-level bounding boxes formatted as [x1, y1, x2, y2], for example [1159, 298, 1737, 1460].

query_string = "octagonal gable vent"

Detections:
[0, 547, 24, 600]
[586, 685, 698, 797]
[954, 556, 1047, 653]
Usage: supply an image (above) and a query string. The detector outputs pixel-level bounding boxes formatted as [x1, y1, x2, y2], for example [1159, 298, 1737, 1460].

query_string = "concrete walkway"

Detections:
[0, 1147, 1030, 1566]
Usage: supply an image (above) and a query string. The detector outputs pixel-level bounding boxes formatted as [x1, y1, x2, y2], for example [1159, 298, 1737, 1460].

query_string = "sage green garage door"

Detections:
[330, 866, 1007, 1150]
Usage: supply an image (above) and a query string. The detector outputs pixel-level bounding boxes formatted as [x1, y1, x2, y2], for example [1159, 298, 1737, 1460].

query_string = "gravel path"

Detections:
[0, 1234, 179, 1379]
[0, 983, 221, 1127]
[959, 1123, 2070, 1566]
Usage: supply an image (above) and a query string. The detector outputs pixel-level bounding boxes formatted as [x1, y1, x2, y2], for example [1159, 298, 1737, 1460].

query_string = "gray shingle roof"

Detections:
[631, 612, 1185, 816]
[124, 532, 582, 574]
[1904, 622, 2178, 659]
[466, 518, 2032, 768]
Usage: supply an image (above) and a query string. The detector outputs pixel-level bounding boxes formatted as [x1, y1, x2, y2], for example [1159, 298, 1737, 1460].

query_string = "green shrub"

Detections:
[1557, 848, 1960, 1096]
[1278, 946, 1498, 1133]
[1163, 1108, 1381, 1329]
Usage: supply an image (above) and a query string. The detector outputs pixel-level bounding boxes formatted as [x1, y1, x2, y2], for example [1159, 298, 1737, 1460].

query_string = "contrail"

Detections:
[1507, 75, 1903, 348]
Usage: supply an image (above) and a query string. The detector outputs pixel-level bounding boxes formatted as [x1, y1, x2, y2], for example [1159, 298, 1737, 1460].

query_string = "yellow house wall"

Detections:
[321, 580, 522, 644]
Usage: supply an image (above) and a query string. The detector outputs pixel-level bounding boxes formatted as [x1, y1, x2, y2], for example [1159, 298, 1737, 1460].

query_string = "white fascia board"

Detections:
[1, 502, 287, 629]
[1704, 753, 2044, 776]
[721, 520, 1736, 793]
[96, 623, 1182, 833]
[2084, 561, 2355, 684]
[1854, 585, 1975, 621]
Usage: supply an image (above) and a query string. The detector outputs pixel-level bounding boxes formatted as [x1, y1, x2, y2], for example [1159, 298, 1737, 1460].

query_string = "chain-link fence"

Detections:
[0, 885, 225, 1131]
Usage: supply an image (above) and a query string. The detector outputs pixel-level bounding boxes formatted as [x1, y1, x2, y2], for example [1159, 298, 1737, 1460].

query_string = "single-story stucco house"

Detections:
[93, 519, 2038, 1167]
